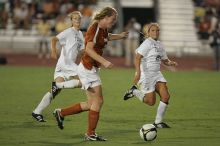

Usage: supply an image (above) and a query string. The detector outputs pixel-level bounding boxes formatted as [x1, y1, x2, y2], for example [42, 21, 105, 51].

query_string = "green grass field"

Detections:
[0, 66, 220, 146]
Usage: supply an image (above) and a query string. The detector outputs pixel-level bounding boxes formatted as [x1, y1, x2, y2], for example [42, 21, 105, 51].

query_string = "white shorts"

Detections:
[138, 71, 167, 94]
[54, 69, 78, 81]
[77, 63, 102, 90]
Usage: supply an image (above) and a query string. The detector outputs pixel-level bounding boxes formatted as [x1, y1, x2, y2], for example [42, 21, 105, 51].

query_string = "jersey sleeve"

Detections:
[160, 43, 168, 60]
[79, 31, 85, 51]
[56, 29, 67, 46]
[136, 40, 150, 56]
[86, 23, 97, 43]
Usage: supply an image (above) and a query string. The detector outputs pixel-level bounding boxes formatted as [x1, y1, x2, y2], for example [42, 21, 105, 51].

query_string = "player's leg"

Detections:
[53, 63, 98, 131]
[84, 85, 107, 141]
[76, 63, 106, 141]
[125, 86, 156, 106]
[51, 74, 65, 98]
[32, 91, 52, 122]
[32, 77, 64, 122]
[124, 85, 148, 102]
[143, 92, 156, 106]
[53, 101, 89, 130]
[123, 85, 138, 100]
[51, 72, 81, 97]
[153, 82, 170, 128]
[55, 75, 81, 89]
[124, 78, 156, 104]
[32, 89, 62, 122]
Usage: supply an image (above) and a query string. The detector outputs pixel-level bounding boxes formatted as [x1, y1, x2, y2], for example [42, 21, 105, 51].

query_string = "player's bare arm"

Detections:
[85, 42, 113, 68]
[133, 53, 142, 85]
[162, 59, 178, 67]
[108, 31, 129, 40]
[75, 49, 85, 64]
[51, 36, 59, 59]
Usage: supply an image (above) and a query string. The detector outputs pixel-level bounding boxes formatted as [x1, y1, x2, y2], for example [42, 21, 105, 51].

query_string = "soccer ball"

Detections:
[139, 124, 157, 141]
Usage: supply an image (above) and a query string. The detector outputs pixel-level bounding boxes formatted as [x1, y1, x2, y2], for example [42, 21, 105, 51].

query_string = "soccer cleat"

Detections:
[32, 112, 46, 122]
[51, 82, 59, 98]
[53, 109, 64, 130]
[84, 133, 107, 141]
[123, 85, 137, 100]
[153, 122, 170, 128]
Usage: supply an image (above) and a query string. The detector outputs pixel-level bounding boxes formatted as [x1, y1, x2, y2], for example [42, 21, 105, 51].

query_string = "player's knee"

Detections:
[161, 94, 170, 103]
[82, 102, 90, 111]
[94, 97, 104, 107]
[87, 102, 92, 109]
[147, 100, 156, 106]
[151, 102, 156, 106]
[98, 98, 104, 106]
[143, 97, 156, 106]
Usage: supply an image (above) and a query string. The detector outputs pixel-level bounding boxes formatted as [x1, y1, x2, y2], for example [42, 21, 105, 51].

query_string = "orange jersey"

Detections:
[82, 22, 108, 70]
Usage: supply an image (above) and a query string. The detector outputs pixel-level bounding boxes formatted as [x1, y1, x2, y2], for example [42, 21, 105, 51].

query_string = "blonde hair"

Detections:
[93, 7, 117, 21]
[142, 23, 149, 38]
[147, 22, 160, 33]
[68, 11, 82, 19]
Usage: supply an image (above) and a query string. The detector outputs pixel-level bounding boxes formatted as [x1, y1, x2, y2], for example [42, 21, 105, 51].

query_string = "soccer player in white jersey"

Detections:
[123, 23, 178, 128]
[32, 11, 85, 122]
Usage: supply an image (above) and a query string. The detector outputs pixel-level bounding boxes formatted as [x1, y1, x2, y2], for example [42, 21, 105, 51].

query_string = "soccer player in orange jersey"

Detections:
[53, 7, 128, 141]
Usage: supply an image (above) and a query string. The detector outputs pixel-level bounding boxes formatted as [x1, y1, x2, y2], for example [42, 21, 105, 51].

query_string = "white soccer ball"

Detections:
[139, 124, 157, 141]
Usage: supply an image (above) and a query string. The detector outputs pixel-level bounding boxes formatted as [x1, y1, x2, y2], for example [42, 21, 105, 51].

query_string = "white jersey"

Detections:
[55, 27, 84, 72]
[136, 37, 168, 73]
[136, 37, 168, 93]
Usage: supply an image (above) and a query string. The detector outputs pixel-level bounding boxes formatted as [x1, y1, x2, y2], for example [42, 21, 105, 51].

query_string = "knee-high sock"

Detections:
[133, 89, 145, 102]
[155, 101, 168, 124]
[87, 110, 99, 135]
[33, 92, 52, 114]
[56, 79, 79, 89]
[60, 103, 82, 117]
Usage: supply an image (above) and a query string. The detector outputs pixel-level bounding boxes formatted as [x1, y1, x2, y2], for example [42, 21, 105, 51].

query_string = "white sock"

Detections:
[133, 89, 145, 102]
[33, 92, 53, 114]
[154, 101, 167, 124]
[56, 79, 79, 89]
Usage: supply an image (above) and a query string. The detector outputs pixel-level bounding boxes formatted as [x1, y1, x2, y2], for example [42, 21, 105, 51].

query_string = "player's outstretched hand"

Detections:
[120, 31, 129, 39]
[170, 61, 178, 67]
[103, 60, 114, 69]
